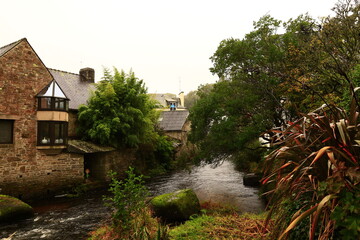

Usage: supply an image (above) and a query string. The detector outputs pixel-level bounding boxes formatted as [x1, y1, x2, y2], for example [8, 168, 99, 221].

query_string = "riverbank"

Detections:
[168, 202, 271, 239]
[0, 161, 265, 239]
[88, 201, 271, 240]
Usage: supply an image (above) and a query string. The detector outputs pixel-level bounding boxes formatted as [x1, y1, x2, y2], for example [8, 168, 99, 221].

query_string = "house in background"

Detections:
[158, 110, 190, 142]
[0, 38, 127, 199]
[150, 92, 191, 149]
[149, 92, 185, 110]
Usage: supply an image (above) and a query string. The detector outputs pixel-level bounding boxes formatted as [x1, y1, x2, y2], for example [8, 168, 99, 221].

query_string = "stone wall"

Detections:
[68, 110, 78, 138]
[84, 149, 136, 181]
[0, 39, 84, 199]
[0, 152, 84, 199]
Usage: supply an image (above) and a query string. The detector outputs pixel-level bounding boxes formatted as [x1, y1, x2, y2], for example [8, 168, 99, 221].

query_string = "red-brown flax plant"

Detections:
[262, 96, 360, 239]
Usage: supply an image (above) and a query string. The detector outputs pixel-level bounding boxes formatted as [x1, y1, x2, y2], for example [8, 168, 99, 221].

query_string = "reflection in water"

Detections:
[147, 161, 265, 213]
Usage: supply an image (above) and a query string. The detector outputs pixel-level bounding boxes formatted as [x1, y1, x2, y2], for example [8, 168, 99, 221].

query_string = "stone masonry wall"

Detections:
[0, 39, 84, 199]
[68, 110, 78, 138]
[85, 149, 136, 181]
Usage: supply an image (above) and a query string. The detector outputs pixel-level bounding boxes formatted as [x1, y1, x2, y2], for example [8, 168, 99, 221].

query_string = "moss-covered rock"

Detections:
[150, 189, 200, 222]
[0, 195, 34, 223]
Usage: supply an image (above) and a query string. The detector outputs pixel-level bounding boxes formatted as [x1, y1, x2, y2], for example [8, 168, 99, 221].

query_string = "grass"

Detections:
[169, 202, 271, 240]
[87, 201, 271, 240]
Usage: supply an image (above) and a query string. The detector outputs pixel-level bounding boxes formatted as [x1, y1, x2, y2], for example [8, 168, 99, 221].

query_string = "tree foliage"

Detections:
[77, 68, 158, 148]
[184, 83, 213, 110]
[189, 0, 360, 166]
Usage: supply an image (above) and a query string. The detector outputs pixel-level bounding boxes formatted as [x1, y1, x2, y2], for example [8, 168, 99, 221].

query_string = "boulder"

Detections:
[150, 189, 200, 222]
[243, 173, 262, 187]
[0, 195, 34, 223]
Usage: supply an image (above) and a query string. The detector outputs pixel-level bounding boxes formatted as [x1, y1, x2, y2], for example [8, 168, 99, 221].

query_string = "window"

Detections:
[38, 97, 69, 111]
[38, 121, 68, 146]
[37, 81, 69, 111]
[0, 120, 14, 144]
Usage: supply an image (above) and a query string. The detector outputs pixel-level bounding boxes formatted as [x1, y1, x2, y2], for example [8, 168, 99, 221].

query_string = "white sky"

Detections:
[1, 0, 338, 94]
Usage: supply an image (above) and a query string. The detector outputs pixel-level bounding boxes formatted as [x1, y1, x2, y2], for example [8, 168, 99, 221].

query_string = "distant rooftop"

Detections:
[158, 110, 189, 131]
[149, 93, 185, 109]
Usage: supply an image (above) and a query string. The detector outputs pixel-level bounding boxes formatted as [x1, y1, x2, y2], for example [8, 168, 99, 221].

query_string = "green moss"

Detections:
[0, 195, 34, 223]
[150, 189, 200, 222]
[169, 215, 215, 239]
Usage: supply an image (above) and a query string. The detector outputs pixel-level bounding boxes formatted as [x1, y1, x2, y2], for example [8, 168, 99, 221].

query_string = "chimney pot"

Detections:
[80, 68, 95, 83]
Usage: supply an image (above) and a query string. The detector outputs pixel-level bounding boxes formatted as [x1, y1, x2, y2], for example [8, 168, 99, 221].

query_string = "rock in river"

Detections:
[150, 189, 200, 222]
[0, 194, 34, 223]
[243, 173, 262, 187]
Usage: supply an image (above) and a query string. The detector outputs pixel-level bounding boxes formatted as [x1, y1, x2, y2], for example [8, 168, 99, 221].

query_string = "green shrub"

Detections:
[331, 189, 360, 239]
[104, 167, 148, 228]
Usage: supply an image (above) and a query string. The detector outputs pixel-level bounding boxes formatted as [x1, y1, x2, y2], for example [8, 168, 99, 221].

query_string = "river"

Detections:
[147, 161, 265, 213]
[0, 161, 265, 240]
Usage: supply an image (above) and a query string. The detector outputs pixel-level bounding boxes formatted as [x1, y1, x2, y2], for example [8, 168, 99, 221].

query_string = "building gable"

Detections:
[0, 38, 54, 115]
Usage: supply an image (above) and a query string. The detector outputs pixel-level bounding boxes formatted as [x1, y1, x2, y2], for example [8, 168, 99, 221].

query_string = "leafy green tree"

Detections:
[77, 68, 157, 148]
[184, 84, 213, 110]
[184, 90, 197, 110]
[190, 0, 360, 166]
[189, 15, 288, 164]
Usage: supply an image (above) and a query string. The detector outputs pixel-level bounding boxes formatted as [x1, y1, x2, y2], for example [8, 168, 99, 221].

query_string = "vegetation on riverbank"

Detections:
[88, 201, 270, 240]
[87, 167, 270, 240]
[86, 1, 360, 239]
[188, 0, 360, 238]
[168, 202, 270, 240]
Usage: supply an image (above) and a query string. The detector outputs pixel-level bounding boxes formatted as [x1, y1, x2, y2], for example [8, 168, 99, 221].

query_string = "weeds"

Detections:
[169, 202, 271, 240]
[99, 167, 169, 239]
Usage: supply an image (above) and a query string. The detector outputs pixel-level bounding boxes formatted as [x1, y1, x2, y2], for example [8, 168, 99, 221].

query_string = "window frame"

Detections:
[37, 121, 68, 146]
[37, 97, 69, 111]
[0, 119, 14, 144]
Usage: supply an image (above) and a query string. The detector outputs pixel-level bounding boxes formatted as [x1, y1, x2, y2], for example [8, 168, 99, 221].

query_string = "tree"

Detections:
[184, 90, 198, 110]
[77, 68, 157, 148]
[189, 15, 289, 165]
[184, 84, 213, 109]
[189, 0, 360, 167]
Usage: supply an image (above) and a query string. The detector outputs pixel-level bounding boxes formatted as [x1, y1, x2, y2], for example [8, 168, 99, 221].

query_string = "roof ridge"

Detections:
[0, 38, 25, 50]
[48, 68, 79, 76]
[0, 38, 26, 56]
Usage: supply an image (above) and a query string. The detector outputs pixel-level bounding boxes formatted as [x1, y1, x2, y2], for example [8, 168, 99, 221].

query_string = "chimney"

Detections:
[179, 91, 184, 107]
[79, 68, 95, 83]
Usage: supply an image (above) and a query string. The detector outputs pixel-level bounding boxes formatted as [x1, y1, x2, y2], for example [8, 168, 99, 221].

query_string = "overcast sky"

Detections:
[1, 0, 338, 94]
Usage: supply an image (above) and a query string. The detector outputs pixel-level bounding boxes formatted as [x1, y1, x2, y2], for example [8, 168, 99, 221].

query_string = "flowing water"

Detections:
[147, 161, 265, 213]
[0, 161, 265, 239]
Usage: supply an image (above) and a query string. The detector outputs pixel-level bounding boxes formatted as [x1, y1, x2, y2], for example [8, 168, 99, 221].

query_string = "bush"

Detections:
[104, 167, 148, 228]
[262, 99, 360, 239]
[102, 167, 169, 239]
[331, 189, 360, 239]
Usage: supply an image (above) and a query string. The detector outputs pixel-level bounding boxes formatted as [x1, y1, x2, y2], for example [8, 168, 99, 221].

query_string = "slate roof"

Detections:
[149, 93, 178, 107]
[158, 110, 189, 131]
[49, 69, 95, 110]
[0, 38, 23, 57]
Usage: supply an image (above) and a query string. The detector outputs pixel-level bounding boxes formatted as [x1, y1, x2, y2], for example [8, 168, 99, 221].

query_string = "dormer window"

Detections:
[37, 81, 69, 111]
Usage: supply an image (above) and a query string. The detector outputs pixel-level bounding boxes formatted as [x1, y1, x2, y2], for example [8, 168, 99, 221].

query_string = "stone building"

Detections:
[0, 38, 102, 199]
[158, 110, 190, 143]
